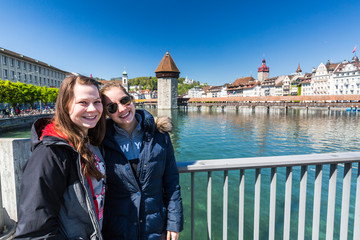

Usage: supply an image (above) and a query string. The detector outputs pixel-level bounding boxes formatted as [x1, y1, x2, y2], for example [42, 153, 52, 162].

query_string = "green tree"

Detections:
[21, 83, 42, 107]
[3, 81, 25, 109]
[47, 88, 59, 103]
[0, 80, 7, 103]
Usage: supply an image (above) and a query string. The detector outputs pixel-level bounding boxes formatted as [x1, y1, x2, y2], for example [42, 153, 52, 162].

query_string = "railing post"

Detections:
[283, 167, 292, 240]
[191, 172, 195, 240]
[239, 169, 244, 240]
[269, 168, 277, 240]
[254, 168, 261, 240]
[340, 163, 352, 240]
[223, 170, 228, 240]
[326, 164, 338, 240]
[353, 162, 360, 240]
[207, 171, 212, 240]
[298, 166, 308, 240]
[312, 165, 323, 240]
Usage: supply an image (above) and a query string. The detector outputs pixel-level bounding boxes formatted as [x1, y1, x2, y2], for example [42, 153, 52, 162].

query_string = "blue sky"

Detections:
[1, 0, 360, 85]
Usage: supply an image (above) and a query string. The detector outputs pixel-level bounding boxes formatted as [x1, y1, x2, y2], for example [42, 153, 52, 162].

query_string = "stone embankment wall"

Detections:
[0, 114, 53, 133]
[0, 139, 30, 238]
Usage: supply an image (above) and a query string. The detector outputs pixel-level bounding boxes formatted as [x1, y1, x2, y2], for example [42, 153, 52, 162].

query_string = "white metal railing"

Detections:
[177, 152, 360, 240]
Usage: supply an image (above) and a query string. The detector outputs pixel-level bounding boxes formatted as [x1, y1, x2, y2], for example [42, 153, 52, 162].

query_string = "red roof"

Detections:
[229, 76, 255, 88]
[258, 59, 269, 72]
[155, 51, 180, 73]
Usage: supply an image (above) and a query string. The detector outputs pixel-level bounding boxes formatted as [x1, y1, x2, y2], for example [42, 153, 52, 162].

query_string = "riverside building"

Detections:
[312, 60, 338, 95]
[0, 47, 67, 88]
[331, 56, 360, 95]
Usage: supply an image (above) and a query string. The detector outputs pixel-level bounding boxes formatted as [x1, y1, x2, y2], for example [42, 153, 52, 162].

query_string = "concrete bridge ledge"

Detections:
[0, 139, 31, 225]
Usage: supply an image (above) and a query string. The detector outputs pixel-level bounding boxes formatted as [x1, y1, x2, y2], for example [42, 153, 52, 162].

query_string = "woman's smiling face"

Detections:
[68, 83, 103, 134]
[102, 86, 136, 131]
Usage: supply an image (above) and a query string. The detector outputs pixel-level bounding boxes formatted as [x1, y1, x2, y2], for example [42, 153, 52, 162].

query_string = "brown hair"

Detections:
[54, 74, 106, 180]
[100, 81, 134, 97]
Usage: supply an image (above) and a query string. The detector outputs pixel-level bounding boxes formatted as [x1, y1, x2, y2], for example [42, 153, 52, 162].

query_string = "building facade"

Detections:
[332, 56, 360, 95]
[0, 47, 67, 88]
[312, 61, 338, 95]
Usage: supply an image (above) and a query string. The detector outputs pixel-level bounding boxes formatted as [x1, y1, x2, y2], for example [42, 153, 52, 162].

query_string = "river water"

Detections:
[1, 107, 360, 239]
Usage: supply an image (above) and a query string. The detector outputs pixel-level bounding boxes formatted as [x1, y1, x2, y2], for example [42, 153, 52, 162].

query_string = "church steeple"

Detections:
[296, 63, 302, 74]
[122, 67, 128, 91]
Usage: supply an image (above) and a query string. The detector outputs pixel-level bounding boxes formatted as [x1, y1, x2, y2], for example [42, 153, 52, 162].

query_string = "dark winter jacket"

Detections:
[102, 109, 183, 240]
[14, 118, 103, 240]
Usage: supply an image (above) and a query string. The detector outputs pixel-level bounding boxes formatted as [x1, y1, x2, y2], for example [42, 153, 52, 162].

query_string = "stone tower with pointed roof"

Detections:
[155, 51, 180, 109]
[258, 59, 269, 82]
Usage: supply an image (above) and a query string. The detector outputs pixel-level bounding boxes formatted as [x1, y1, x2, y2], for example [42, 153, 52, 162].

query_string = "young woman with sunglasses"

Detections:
[15, 75, 106, 239]
[100, 82, 183, 240]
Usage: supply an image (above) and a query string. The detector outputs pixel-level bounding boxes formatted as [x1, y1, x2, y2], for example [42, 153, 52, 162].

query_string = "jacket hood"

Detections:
[30, 118, 69, 151]
[30, 118, 52, 151]
[154, 116, 173, 133]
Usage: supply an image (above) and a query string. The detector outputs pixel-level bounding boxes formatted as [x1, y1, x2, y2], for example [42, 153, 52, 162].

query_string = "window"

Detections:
[17, 72, 21, 81]
[10, 58, 14, 67]
[51, 70, 53, 77]
[24, 74, 27, 82]
[39, 77, 42, 86]
[23, 62, 26, 70]
[34, 65, 37, 72]
[11, 71, 15, 80]
[47, 78, 50, 85]
[29, 63, 32, 72]
[3, 69, 8, 79]
[39, 67, 42, 74]
[29, 75, 32, 83]
[34, 76, 37, 84]
[47, 69, 49, 76]
[2, 56, 7, 65]
[17, 60, 20, 68]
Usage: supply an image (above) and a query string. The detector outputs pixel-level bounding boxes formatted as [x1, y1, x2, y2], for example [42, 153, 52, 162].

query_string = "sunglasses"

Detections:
[106, 96, 132, 114]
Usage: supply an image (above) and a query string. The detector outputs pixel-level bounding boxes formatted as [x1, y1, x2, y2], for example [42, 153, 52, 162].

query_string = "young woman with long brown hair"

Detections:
[15, 74, 106, 239]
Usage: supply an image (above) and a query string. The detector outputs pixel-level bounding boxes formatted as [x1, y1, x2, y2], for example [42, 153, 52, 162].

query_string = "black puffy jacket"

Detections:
[14, 118, 103, 240]
[102, 110, 183, 240]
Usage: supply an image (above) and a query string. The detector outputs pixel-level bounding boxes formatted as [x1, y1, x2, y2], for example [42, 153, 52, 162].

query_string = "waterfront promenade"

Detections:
[0, 112, 54, 133]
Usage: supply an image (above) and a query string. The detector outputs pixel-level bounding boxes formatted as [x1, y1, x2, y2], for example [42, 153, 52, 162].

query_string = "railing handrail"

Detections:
[177, 152, 360, 172]
[177, 151, 360, 240]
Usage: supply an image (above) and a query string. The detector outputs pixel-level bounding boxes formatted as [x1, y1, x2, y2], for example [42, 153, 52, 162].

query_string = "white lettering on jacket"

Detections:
[120, 142, 142, 153]
[134, 142, 142, 150]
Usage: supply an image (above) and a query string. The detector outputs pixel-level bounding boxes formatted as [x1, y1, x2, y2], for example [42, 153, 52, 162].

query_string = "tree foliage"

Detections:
[128, 77, 158, 90]
[0, 79, 59, 109]
[128, 76, 205, 96]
